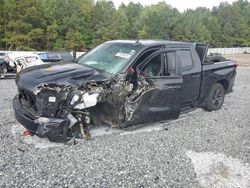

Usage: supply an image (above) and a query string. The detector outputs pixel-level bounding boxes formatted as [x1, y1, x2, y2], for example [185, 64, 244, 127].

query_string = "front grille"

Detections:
[19, 87, 68, 118]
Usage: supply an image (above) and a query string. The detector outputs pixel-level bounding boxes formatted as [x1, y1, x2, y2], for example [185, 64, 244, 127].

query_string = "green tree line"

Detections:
[1, 0, 250, 51]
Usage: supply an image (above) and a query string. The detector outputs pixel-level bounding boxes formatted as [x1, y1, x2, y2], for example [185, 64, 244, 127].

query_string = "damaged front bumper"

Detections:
[13, 74, 152, 141]
[13, 95, 70, 139]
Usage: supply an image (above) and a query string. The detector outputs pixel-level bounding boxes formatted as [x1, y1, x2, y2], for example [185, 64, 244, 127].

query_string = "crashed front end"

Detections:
[13, 74, 150, 141]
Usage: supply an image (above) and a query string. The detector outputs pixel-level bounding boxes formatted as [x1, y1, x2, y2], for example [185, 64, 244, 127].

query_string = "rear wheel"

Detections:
[204, 83, 225, 111]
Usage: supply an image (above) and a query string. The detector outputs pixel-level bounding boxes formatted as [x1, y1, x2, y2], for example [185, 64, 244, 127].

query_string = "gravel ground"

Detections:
[0, 67, 250, 188]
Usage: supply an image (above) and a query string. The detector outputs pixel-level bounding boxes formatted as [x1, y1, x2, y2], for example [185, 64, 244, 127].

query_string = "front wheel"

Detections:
[204, 83, 225, 111]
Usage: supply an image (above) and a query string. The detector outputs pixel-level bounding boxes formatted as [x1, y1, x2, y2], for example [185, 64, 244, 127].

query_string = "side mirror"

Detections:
[127, 67, 135, 76]
[126, 67, 137, 81]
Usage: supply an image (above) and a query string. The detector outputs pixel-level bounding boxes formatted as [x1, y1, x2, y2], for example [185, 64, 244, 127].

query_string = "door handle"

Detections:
[167, 85, 181, 89]
[192, 74, 200, 78]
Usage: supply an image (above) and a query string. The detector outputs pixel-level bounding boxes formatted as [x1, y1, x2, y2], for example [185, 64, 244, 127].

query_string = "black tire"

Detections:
[204, 83, 225, 111]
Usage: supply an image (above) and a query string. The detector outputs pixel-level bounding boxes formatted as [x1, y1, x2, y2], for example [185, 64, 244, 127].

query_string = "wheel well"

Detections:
[217, 79, 228, 91]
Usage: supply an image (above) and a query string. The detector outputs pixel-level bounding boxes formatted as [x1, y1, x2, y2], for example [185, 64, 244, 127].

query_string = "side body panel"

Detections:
[126, 76, 183, 125]
[125, 49, 183, 125]
[198, 61, 236, 106]
[177, 48, 202, 106]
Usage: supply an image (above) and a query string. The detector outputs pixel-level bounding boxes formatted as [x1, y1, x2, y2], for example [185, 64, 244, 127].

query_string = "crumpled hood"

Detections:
[16, 62, 108, 92]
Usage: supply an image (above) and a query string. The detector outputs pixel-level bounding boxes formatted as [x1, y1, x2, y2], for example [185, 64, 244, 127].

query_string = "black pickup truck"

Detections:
[13, 40, 237, 141]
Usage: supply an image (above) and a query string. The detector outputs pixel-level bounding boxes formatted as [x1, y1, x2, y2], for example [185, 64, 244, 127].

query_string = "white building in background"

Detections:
[208, 47, 250, 55]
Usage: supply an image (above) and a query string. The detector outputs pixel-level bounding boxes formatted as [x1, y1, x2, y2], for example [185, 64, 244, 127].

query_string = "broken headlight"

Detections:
[74, 92, 99, 110]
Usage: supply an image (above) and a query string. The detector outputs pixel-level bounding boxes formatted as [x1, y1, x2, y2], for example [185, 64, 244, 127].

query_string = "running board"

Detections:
[180, 106, 197, 115]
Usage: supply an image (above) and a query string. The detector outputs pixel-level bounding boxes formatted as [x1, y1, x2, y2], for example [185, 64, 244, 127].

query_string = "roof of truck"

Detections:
[107, 40, 197, 47]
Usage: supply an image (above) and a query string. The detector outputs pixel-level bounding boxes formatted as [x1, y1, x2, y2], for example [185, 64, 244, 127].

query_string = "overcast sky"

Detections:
[112, 0, 237, 12]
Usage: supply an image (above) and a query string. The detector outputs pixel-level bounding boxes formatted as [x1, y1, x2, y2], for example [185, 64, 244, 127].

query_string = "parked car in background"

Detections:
[75, 52, 86, 62]
[0, 58, 9, 78]
[0, 52, 44, 78]
[0, 52, 6, 59]
[37, 52, 74, 63]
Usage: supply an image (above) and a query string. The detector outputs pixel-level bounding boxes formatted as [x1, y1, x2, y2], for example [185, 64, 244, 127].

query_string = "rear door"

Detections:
[128, 49, 183, 124]
[177, 49, 202, 105]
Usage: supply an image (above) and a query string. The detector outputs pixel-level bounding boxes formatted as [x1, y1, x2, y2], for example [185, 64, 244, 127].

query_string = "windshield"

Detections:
[77, 42, 143, 74]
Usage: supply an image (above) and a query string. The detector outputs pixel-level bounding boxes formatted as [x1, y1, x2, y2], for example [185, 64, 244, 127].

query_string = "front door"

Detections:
[126, 49, 183, 125]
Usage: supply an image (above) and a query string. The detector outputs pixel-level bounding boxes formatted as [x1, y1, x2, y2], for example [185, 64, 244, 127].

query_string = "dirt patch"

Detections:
[224, 54, 250, 67]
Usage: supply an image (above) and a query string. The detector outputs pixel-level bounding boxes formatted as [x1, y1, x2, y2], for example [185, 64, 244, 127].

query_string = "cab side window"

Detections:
[141, 54, 163, 77]
[133, 48, 160, 68]
[178, 50, 193, 70]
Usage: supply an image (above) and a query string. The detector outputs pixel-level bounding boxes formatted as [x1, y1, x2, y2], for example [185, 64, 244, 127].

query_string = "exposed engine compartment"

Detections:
[18, 73, 152, 141]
